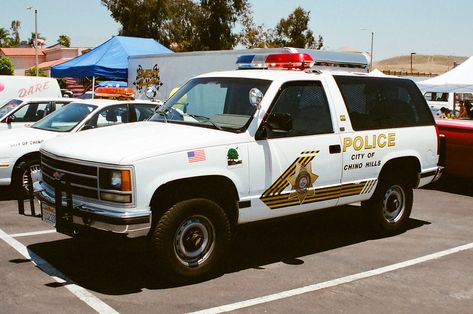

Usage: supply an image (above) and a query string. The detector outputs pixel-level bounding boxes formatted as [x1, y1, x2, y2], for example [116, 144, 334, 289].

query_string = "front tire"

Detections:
[13, 159, 41, 198]
[363, 176, 413, 236]
[149, 199, 231, 280]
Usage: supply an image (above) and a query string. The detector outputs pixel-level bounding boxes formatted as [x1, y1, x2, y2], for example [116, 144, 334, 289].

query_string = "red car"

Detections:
[436, 118, 473, 178]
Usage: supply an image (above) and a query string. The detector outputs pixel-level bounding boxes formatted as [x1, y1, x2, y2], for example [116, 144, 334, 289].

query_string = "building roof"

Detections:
[35, 58, 71, 69]
[0, 48, 45, 56]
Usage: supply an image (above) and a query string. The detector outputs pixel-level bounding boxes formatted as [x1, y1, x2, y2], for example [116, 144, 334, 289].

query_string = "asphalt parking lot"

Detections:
[0, 177, 472, 314]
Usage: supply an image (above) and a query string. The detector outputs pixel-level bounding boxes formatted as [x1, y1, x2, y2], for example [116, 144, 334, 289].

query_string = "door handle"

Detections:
[329, 144, 341, 154]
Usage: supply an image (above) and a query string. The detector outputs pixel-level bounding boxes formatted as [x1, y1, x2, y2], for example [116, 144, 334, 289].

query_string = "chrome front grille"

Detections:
[41, 153, 99, 199]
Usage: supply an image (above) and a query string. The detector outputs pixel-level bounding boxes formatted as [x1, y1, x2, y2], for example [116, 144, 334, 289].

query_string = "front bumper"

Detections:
[0, 160, 14, 186]
[35, 182, 151, 238]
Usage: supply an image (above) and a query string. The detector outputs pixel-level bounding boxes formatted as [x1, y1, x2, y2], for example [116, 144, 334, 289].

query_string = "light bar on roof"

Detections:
[236, 53, 314, 70]
[94, 87, 135, 100]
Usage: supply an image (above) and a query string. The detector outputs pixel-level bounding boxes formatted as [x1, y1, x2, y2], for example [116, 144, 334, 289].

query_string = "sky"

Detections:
[1, 0, 472, 61]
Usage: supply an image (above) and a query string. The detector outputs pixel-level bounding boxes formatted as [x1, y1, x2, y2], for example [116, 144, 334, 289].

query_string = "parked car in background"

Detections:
[424, 91, 473, 117]
[79, 91, 94, 99]
[0, 97, 76, 129]
[61, 89, 74, 98]
[0, 95, 158, 195]
[436, 118, 473, 178]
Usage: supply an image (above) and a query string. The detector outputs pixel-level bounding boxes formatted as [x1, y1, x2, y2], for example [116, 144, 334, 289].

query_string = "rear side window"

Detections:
[334, 76, 434, 130]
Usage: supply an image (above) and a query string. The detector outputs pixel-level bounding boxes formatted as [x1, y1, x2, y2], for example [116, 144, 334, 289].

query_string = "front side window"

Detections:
[32, 102, 96, 132]
[134, 103, 156, 121]
[266, 81, 333, 138]
[54, 102, 70, 111]
[9, 102, 49, 122]
[85, 104, 128, 128]
[150, 77, 271, 132]
[335, 76, 434, 130]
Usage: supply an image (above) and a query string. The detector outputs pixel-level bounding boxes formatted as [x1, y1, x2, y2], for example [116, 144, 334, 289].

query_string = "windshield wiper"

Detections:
[187, 114, 223, 130]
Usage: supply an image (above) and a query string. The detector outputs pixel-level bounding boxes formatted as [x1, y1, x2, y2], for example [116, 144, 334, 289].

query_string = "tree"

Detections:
[195, 0, 248, 50]
[101, 0, 249, 51]
[237, 5, 272, 48]
[0, 57, 14, 75]
[0, 27, 11, 47]
[10, 20, 20, 46]
[57, 35, 71, 47]
[101, 0, 172, 47]
[270, 7, 323, 49]
[167, 0, 201, 52]
[28, 32, 46, 47]
[25, 66, 46, 77]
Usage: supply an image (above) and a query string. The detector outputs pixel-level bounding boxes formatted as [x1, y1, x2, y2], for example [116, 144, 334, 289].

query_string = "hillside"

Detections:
[373, 55, 468, 76]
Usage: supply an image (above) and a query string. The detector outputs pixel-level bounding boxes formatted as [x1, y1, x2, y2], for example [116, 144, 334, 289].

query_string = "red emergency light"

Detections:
[236, 53, 315, 70]
[265, 53, 314, 70]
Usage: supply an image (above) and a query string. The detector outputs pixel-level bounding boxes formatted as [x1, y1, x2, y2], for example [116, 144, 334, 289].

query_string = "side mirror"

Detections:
[80, 124, 95, 131]
[255, 113, 292, 140]
[266, 113, 292, 132]
[4, 115, 14, 125]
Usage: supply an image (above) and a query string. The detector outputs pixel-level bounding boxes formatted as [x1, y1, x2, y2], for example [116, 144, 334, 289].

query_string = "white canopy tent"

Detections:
[417, 56, 473, 93]
[368, 68, 388, 77]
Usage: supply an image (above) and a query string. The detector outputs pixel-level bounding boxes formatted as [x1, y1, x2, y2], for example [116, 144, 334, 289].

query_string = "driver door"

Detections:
[247, 80, 342, 220]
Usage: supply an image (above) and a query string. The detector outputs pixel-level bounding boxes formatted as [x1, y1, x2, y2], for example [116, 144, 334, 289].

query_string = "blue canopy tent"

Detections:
[51, 36, 173, 79]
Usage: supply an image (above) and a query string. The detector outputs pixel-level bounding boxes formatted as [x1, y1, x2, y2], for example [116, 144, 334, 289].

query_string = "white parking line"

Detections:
[190, 242, 473, 314]
[10, 229, 56, 238]
[0, 227, 118, 314]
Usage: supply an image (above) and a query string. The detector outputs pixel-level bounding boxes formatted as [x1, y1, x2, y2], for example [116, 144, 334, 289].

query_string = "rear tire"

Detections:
[148, 198, 231, 280]
[362, 176, 413, 236]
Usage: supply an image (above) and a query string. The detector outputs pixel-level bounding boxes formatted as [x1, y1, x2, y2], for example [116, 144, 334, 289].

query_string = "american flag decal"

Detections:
[187, 149, 206, 163]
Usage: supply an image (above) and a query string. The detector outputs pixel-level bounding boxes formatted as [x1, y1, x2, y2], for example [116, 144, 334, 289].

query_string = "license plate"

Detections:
[41, 204, 56, 225]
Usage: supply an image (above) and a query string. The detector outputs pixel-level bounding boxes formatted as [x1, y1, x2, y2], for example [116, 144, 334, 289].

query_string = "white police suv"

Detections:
[36, 53, 442, 279]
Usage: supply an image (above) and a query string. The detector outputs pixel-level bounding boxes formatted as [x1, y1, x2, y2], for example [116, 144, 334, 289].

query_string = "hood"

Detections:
[40, 121, 249, 165]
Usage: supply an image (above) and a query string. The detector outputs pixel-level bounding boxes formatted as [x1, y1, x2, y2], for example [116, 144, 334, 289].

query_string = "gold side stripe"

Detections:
[262, 158, 302, 197]
[261, 186, 342, 202]
[261, 182, 366, 202]
[267, 187, 365, 209]
[263, 184, 366, 209]
[300, 150, 320, 155]
[366, 180, 378, 193]
[262, 156, 314, 197]
[264, 190, 341, 206]
[263, 185, 365, 206]
[341, 186, 365, 193]
[268, 193, 342, 209]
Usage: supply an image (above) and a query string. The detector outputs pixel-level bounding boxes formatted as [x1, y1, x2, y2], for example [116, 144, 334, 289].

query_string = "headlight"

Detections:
[99, 168, 132, 191]
[98, 168, 133, 204]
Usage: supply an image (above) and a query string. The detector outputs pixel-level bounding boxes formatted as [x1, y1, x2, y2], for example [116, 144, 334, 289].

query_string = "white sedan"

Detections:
[0, 97, 76, 129]
[0, 98, 158, 195]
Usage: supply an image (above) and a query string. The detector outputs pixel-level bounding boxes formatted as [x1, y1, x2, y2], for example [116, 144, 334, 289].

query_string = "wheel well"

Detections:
[379, 157, 420, 188]
[14, 152, 40, 167]
[12, 152, 41, 174]
[150, 175, 239, 226]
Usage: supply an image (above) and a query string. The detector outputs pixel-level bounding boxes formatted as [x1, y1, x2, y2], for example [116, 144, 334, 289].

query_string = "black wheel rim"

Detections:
[174, 215, 215, 268]
[382, 184, 405, 224]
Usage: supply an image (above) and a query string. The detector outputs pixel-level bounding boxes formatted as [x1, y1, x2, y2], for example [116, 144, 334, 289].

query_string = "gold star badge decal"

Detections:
[287, 162, 318, 203]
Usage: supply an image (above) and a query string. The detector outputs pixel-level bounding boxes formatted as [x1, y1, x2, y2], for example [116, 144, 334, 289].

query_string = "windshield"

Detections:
[0, 99, 22, 117]
[150, 77, 271, 132]
[32, 102, 96, 132]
